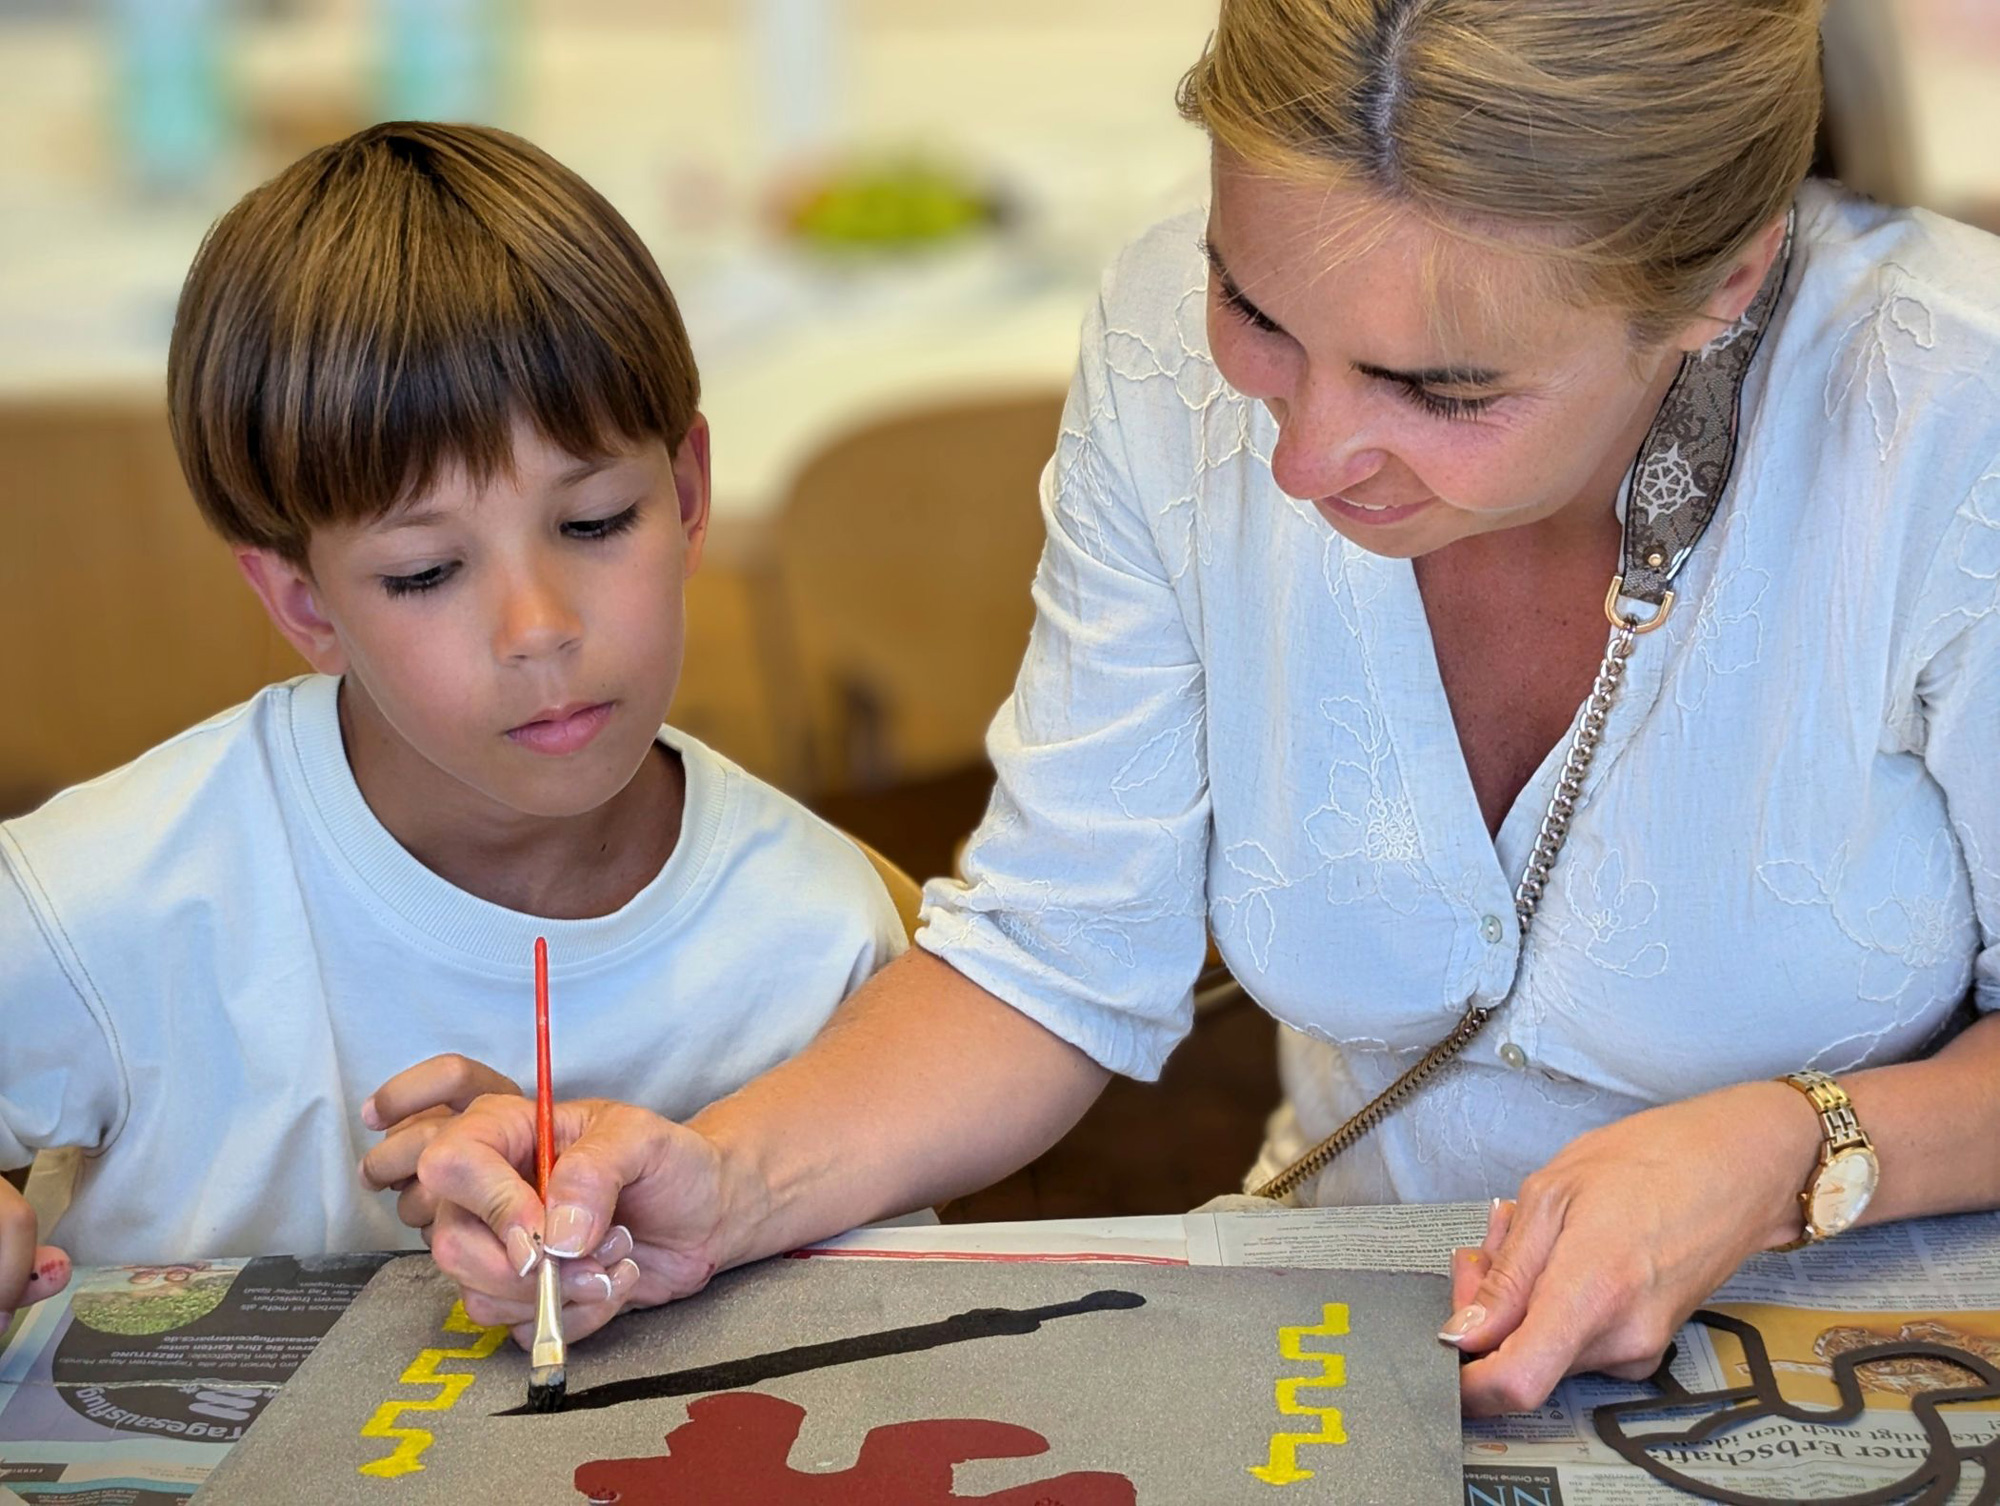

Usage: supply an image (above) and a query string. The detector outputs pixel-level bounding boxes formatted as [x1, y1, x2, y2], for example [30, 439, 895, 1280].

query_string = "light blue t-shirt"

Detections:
[1, 674, 905, 1263]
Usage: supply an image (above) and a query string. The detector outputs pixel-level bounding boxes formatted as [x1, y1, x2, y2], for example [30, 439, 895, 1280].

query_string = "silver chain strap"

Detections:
[1250, 617, 1641, 1202]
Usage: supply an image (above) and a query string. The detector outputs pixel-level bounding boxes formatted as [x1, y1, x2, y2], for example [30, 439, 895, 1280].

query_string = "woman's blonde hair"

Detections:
[1179, 0, 1826, 344]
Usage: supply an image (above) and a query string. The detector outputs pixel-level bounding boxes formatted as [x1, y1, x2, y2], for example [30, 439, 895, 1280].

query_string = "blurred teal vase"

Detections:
[378, 0, 515, 125]
[109, 0, 230, 197]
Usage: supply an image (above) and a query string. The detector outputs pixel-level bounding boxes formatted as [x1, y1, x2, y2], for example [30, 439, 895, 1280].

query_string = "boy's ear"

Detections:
[234, 547, 349, 675]
[671, 413, 712, 578]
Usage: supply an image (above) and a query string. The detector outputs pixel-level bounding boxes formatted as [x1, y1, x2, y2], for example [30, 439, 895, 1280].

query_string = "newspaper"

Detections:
[0, 1253, 392, 1506]
[5, 1209, 1995, 1504]
[1200, 1203, 2000, 1505]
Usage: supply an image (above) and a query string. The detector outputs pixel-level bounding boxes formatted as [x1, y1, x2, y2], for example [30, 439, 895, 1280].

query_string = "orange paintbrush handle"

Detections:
[534, 935, 554, 1201]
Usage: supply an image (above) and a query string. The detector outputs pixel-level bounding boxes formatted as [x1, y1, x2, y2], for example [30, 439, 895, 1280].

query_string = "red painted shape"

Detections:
[572, 1391, 1138, 1505]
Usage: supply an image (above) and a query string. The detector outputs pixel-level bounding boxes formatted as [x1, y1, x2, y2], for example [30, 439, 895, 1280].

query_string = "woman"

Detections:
[410, 0, 2000, 1415]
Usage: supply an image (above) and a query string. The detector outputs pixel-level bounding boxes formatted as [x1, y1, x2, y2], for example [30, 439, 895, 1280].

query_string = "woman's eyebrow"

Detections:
[1199, 236, 1289, 336]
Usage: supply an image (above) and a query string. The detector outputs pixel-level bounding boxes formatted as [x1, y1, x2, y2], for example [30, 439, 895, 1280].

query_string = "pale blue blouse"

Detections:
[918, 181, 2000, 1206]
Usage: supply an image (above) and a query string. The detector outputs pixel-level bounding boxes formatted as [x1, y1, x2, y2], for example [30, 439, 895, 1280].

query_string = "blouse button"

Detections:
[1498, 1041, 1528, 1069]
[1481, 914, 1505, 944]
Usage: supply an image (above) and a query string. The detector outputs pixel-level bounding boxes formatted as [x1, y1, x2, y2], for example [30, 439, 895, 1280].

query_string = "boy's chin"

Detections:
[489, 737, 670, 822]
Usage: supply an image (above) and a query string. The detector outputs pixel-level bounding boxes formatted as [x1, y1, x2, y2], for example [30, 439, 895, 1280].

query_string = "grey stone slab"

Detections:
[196, 1254, 1459, 1503]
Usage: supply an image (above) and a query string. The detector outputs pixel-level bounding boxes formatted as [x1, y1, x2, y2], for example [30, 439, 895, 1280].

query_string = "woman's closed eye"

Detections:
[1394, 380, 1499, 423]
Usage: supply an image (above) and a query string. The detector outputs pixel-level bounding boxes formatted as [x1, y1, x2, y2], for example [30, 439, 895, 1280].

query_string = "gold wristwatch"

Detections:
[1772, 1069, 1879, 1250]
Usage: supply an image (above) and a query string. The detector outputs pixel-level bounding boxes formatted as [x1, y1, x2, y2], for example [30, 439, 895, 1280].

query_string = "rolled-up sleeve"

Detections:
[917, 296, 1212, 1080]
[0, 832, 125, 1169]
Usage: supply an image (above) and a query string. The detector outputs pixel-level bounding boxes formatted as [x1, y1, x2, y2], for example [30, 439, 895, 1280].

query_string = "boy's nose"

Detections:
[495, 574, 583, 661]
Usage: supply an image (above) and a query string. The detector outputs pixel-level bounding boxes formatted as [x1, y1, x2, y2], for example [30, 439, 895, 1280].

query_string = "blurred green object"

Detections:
[783, 158, 1000, 250]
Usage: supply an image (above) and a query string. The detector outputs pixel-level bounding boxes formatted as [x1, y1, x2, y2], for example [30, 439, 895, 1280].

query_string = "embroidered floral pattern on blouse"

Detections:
[1825, 263, 1937, 460]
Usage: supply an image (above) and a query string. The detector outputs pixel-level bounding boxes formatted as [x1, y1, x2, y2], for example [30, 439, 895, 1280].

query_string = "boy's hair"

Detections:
[168, 121, 700, 561]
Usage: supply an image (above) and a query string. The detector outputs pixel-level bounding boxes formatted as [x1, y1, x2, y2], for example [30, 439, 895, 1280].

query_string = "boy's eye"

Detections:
[562, 503, 641, 541]
[381, 562, 456, 597]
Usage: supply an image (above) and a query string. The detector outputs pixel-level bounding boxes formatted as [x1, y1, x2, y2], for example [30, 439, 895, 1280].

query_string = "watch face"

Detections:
[1808, 1148, 1879, 1236]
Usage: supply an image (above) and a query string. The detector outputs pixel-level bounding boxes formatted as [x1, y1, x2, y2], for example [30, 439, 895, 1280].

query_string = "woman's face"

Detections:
[1205, 157, 1718, 559]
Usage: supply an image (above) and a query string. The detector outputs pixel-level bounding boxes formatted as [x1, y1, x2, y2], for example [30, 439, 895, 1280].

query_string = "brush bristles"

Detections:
[525, 1366, 566, 1413]
[526, 1251, 567, 1412]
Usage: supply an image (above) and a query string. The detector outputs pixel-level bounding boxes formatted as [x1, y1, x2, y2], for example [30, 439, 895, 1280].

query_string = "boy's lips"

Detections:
[507, 701, 615, 755]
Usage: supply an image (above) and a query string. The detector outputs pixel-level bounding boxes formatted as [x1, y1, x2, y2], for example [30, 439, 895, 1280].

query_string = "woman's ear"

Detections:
[235, 547, 349, 674]
[1673, 214, 1790, 354]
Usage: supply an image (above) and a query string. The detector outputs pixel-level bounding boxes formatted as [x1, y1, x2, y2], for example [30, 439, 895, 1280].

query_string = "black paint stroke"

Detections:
[1593, 1308, 2000, 1506]
[495, 1288, 1146, 1418]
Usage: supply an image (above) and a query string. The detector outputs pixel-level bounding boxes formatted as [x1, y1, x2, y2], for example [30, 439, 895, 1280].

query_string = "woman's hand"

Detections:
[1, 1174, 70, 1328]
[1441, 1080, 1818, 1416]
[357, 1054, 523, 1234]
[415, 1093, 732, 1346]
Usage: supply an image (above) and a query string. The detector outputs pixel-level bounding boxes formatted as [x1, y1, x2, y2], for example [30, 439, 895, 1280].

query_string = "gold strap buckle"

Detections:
[1605, 576, 1675, 635]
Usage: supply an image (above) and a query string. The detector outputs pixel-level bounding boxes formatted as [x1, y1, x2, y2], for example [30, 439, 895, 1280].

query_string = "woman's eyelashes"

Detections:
[1212, 278, 1500, 423]
[378, 503, 644, 597]
[1396, 381, 1498, 422]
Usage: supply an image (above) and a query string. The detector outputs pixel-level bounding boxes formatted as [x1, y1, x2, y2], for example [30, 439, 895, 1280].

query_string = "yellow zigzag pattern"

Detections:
[1248, 1302, 1350, 1487]
[357, 1301, 510, 1479]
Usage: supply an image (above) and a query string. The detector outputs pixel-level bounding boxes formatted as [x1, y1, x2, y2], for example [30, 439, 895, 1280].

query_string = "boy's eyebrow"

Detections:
[1201, 234, 1506, 389]
[556, 455, 617, 486]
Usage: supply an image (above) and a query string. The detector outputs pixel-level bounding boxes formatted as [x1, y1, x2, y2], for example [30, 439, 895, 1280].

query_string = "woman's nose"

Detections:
[1263, 375, 1389, 502]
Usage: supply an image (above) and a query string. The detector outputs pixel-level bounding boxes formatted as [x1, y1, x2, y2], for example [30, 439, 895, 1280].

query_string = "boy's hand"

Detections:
[359, 1055, 522, 1234]
[417, 1094, 729, 1345]
[1, 1175, 71, 1330]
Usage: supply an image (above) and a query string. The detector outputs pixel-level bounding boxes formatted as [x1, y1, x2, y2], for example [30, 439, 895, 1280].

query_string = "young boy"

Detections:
[0, 123, 905, 1324]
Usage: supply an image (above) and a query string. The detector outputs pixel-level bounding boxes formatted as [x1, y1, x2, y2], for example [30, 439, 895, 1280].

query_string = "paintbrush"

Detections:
[525, 935, 566, 1413]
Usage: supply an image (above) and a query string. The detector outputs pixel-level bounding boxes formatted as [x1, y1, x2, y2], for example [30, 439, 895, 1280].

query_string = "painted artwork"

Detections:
[192, 1255, 1460, 1502]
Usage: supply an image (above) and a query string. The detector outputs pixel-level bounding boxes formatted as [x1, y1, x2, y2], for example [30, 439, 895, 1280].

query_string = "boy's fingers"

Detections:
[0, 1184, 39, 1316]
[365, 1056, 522, 1132]
[27, 1246, 72, 1306]
[359, 1113, 451, 1192]
[395, 1180, 440, 1233]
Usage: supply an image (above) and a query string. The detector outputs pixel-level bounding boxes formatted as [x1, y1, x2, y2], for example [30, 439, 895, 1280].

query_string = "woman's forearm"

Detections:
[689, 946, 1112, 1271]
[1845, 1006, 2000, 1229]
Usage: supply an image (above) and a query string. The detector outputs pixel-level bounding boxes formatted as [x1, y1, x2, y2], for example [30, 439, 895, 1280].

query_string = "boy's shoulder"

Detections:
[3, 679, 310, 904]
[665, 729, 908, 945]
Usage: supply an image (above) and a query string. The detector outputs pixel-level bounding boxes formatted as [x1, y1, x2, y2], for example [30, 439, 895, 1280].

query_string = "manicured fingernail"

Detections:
[506, 1227, 539, 1277]
[1439, 1304, 1486, 1343]
[360, 1096, 383, 1131]
[591, 1225, 633, 1264]
[544, 1205, 592, 1257]
[610, 1257, 640, 1296]
[564, 1266, 615, 1304]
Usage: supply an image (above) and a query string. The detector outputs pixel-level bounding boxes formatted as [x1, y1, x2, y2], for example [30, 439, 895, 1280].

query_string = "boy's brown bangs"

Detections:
[170, 123, 700, 559]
